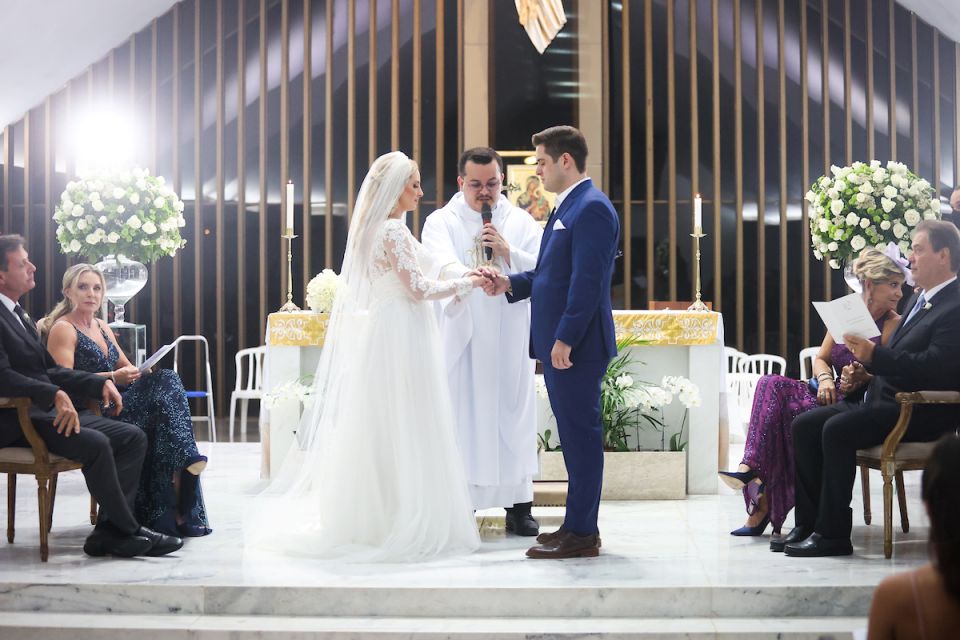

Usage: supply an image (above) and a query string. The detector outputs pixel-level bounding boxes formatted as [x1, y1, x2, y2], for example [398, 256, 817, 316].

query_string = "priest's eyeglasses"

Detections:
[465, 178, 502, 192]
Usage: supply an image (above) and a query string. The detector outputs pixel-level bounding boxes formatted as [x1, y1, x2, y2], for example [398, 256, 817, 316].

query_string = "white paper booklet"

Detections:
[812, 293, 881, 345]
[139, 337, 183, 373]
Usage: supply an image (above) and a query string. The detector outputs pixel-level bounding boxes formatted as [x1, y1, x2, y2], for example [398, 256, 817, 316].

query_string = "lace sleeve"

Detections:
[382, 220, 474, 301]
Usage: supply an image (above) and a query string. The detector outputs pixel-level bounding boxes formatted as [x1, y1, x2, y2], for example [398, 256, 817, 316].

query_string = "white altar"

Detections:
[260, 310, 725, 493]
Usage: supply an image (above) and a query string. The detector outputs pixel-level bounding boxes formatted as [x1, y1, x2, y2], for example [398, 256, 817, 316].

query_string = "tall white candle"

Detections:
[694, 193, 702, 231]
[286, 181, 294, 231]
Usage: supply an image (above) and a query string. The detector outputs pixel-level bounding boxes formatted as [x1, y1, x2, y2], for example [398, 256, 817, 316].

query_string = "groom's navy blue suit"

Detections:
[507, 179, 619, 536]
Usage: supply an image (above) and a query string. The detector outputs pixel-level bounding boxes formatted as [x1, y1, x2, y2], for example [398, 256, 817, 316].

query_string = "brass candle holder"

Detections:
[687, 227, 710, 312]
[279, 229, 301, 312]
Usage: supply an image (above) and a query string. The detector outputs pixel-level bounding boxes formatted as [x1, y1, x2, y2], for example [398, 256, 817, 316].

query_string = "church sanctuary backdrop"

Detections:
[1, 0, 959, 413]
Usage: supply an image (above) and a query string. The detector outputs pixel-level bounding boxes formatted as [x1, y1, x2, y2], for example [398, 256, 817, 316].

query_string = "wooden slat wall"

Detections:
[0, 0, 461, 427]
[2, 0, 960, 406]
[608, 0, 959, 358]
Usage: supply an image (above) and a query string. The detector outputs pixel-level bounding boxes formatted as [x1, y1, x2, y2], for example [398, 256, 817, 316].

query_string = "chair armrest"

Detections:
[882, 391, 960, 459]
[0, 396, 53, 463]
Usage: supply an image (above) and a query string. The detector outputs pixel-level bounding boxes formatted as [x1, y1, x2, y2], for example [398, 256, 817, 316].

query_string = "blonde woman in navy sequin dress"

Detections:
[719, 247, 909, 540]
[41, 264, 211, 538]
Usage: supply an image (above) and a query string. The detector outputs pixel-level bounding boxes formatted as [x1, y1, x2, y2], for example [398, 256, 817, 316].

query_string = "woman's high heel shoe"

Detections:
[718, 469, 758, 490]
[730, 514, 770, 537]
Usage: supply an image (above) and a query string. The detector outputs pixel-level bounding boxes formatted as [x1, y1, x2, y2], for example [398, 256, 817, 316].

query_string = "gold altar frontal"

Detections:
[267, 310, 720, 348]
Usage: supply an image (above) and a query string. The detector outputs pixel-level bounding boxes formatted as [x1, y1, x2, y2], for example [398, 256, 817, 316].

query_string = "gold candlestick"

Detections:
[279, 229, 301, 312]
[687, 227, 709, 312]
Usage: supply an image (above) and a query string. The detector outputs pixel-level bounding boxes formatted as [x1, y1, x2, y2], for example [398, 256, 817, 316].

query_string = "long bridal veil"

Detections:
[244, 152, 416, 553]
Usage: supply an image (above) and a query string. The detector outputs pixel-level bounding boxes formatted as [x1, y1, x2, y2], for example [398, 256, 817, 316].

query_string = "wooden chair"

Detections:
[0, 396, 97, 561]
[648, 300, 713, 311]
[856, 390, 960, 558]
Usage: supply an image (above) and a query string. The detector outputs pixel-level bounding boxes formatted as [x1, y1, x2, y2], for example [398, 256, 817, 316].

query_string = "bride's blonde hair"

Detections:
[37, 263, 105, 339]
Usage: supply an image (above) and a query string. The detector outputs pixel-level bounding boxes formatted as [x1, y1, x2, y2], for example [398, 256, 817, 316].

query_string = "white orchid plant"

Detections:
[54, 168, 186, 262]
[305, 269, 343, 313]
[537, 337, 701, 452]
[806, 160, 940, 268]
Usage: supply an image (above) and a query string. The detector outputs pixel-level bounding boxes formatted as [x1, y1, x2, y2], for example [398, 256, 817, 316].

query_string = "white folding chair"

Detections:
[726, 372, 762, 438]
[724, 346, 746, 375]
[738, 353, 787, 377]
[229, 346, 266, 442]
[798, 346, 820, 381]
[172, 335, 217, 443]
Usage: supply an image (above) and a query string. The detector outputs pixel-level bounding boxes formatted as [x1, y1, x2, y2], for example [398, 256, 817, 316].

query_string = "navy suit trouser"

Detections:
[542, 357, 609, 536]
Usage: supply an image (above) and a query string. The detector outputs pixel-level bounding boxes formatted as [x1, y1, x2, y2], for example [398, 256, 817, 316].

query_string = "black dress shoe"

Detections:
[505, 502, 540, 537]
[770, 525, 812, 552]
[137, 526, 184, 557]
[784, 532, 853, 557]
[83, 529, 153, 558]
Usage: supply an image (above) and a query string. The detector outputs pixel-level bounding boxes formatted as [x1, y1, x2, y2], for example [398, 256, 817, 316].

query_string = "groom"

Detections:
[482, 126, 619, 559]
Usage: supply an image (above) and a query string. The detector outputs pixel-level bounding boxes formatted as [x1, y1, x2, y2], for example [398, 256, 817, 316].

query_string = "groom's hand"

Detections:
[477, 267, 510, 296]
[551, 340, 573, 369]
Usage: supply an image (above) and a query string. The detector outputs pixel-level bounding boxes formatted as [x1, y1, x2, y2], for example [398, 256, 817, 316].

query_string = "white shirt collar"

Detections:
[553, 177, 591, 211]
[0, 292, 25, 330]
[919, 275, 958, 302]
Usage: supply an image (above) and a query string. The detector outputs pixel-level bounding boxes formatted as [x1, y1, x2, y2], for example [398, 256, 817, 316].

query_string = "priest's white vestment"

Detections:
[422, 193, 544, 509]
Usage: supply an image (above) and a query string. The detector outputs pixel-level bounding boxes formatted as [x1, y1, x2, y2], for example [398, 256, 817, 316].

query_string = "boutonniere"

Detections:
[923, 302, 933, 310]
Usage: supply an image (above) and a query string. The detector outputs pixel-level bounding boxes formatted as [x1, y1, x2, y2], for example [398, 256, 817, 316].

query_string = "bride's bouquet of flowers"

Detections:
[305, 269, 343, 313]
[54, 168, 186, 262]
[806, 160, 940, 268]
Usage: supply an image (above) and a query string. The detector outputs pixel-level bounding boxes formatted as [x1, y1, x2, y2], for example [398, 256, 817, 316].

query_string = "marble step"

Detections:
[0, 583, 874, 618]
[0, 612, 868, 639]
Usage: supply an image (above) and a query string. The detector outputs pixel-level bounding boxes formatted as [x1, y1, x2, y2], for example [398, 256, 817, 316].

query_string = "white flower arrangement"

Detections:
[305, 269, 343, 313]
[53, 168, 186, 262]
[536, 350, 700, 452]
[263, 378, 315, 409]
[806, 160, 940, 268]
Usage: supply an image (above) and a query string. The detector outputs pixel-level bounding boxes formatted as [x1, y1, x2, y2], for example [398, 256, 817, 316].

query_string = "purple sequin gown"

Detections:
[740, 332, 882, 532]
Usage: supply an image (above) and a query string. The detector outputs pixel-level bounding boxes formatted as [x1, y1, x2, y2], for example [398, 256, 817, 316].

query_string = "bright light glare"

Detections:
[72, 107, 139, 175]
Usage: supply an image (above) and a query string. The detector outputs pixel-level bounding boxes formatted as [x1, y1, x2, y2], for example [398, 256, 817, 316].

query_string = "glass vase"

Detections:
[843, 261, 862, 293]
[96, 254, 148, 325]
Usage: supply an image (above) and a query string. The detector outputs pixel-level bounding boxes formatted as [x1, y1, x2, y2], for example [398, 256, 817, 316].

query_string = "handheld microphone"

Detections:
[480, 202, 493, 262]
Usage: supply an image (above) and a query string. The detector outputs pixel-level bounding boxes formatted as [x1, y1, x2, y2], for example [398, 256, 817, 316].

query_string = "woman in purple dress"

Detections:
[720, 246, 912, 539]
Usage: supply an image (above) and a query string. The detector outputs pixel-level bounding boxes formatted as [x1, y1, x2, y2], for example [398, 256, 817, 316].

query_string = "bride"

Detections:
[246, 151, 486, 561]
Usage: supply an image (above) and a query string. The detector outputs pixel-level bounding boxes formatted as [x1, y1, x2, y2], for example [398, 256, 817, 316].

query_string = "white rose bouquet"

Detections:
[806, 160, 940, 268]
[53, 168, 187, 262]
[305, 268, 343, 313]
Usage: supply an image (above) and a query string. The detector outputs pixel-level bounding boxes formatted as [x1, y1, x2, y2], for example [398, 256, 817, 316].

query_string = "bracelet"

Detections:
[816, 372, 832, 381]
[110, 371, 115, 382]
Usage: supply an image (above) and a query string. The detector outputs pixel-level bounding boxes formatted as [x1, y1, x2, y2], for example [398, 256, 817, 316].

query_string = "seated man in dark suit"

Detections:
[780, 220, 960, 557]
[0, 234, 182, 557]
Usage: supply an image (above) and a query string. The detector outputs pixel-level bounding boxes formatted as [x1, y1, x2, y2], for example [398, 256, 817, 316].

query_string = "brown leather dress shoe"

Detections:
[526, 531, 600, 559]
[536, 528, 602, 547]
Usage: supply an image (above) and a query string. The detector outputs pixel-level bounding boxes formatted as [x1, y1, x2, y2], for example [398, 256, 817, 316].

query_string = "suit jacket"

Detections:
[0, 302, 105, 436]
[864, 280, 960, 429]
[507, 179, 620, 363]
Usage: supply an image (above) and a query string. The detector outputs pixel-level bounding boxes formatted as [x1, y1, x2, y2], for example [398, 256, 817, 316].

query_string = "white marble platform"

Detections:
[0, 443, 930, 638]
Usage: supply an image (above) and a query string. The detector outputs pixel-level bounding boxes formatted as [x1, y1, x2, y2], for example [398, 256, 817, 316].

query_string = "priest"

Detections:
[422, 147, 544, 535]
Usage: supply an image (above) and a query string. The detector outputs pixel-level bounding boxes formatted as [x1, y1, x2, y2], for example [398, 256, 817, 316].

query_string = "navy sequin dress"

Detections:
[73, 327, 212, 537]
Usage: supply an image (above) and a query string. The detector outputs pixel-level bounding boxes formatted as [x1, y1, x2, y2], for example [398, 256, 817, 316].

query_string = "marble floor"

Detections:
[0, 442, 931, 638]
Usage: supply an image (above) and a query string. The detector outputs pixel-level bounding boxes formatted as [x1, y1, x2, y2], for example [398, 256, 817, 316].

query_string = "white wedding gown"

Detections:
[246, 218, 481, 562]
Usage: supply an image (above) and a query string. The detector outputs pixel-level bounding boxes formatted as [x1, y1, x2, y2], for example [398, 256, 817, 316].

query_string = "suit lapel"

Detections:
[0, 304, 44, 357]
[535, 180, 592, 269]
[891, 284, 959, 347]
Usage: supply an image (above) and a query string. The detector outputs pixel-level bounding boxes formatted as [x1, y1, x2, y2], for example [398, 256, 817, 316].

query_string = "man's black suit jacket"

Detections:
[864, 279, 960, 431]
[0, 303, 105, 442]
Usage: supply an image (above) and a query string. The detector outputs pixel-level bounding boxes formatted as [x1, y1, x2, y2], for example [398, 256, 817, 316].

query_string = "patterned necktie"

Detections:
[12, 304, 38, 340]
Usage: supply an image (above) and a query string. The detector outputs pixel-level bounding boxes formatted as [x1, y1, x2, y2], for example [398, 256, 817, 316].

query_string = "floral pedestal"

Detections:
[538, 450, 686, 500]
